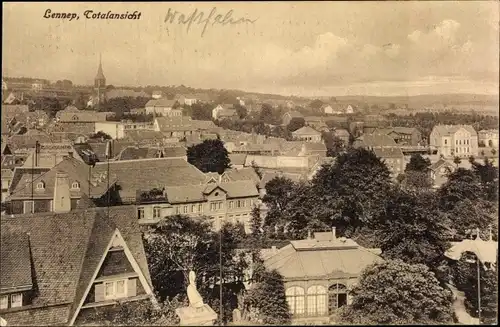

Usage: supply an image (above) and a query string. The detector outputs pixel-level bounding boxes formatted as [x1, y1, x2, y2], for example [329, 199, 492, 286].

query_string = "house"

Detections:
[429, 125, 479, 159]
[136, 179, 260, 233]
[91, 157, 207, 204]
[298, 143, 327, 157]
[282, 111, 304, 126]
[21, 143, 86, 168]
[263, 229, 382, 324]
[6, 157, 115, 215]
[292, 126, 322, 143]
[478, 129, 499, 148]
[229, 153, 248, 169]
[429, 159, 456, 188]
[56, 107, 115, 135]
[115, 145, 187, 161]
[175, 94, 198, 106]
[304, 116, 330, 131]
[0, 206, 155, 326]
[374, 127, 422, 146]
[145, 99, 182, 117]
[333, 129, 350, 145]
[31, 80, 45, 91]
[6, 130, 54, 153]
[322, 104, 335, 115]
[220, 167, 261, 185]
[153, 116, 212, 139]
[345, 105, 354, 114]
[212, 104, 237, 120]
[352, 132, 398, 149]
[152, 90, 163, 99]
[372, 147, 405, 178]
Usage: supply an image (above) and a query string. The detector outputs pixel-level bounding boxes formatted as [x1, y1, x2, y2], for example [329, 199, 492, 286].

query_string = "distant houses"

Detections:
[292, 126, 322, 142]
[212, 104, 237, 120]
[429, 125, 478, 159]
[145, 98, 182, 117]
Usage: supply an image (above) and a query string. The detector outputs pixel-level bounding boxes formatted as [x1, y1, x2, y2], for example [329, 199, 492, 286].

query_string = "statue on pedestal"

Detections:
[187, 270, 204, 309]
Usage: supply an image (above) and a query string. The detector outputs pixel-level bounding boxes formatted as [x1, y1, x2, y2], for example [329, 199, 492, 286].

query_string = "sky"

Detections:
[3, 1, 499, 97]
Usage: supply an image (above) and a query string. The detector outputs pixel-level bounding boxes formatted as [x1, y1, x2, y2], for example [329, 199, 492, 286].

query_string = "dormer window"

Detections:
[36, 181, 45, 189]
[71, 182, 80, 190]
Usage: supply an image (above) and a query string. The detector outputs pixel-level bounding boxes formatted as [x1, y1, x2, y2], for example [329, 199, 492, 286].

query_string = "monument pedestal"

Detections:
[176, 304, 218, 326]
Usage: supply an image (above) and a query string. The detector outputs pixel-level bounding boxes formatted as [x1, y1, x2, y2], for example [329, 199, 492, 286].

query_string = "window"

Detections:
[286, 286, 305, 316]
[176, 206, 180, 215]
[191, 204, 196, 213]
[11, 293, 22, 308]
[23, 201, 34, 214]
[104, 280, 128, 300]
[328, 284, 347, 314]
[218, 202, 223, 210]
[229, 201, 234, 209]
[183, 206, 188, 214]
[198, 203, 203, 213]
[0, 295, 7, 309]
[153, 206, 161, 219]
[307, 285, 327, 316]
[137, 207, 145, 220]
[467, 139, 469, 145]
[236, 200, 242, 208]
[71, 182, 80, 189]
[36, 181, 45, 189]
[210, 203, 217, 211]
[444, 139, 448, 145]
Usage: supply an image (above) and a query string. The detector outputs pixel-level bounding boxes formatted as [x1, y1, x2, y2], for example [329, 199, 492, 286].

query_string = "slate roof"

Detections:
[355, 132, 398, 147]
[154, 116, 199, 132]
[92, 158, 207, 201]
[57, 111, 112, 123]
[283, 111, 304, 119]
[1, 154, 29, 170]
[432, 125, 477, 137]
[8, 157, 113, 200]
[165, 180, 259, 204]
[264, 234, 382, 279]
[0, 205, 152, 325]
[222, 167, 260, 183]
[7, 131, 53, 152]
[372, 147, 404, 158]
[259, 171, 303, 189]
[292, 126, 321, 136]
[302, 142, 327, 153]
[0, 232, 32, 292]
[229, 153, 247, 166]
[430, 158, 454, 171]
[123, 130, 166, 143]
[145, 98, 177, 108]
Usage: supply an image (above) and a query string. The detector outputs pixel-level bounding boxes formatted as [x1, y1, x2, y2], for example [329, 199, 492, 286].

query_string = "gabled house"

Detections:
[6, 157, 115, 215]
[0, 206, 155, 326]
[282, 111, 304, 126]
[374, 127, 422, 146]
[212, 104, 237, 120]
[429, 159, 456, 188]
[292, 126, 322, 143]
[429, 125, 478, 159]
[145, 99, 182, 117]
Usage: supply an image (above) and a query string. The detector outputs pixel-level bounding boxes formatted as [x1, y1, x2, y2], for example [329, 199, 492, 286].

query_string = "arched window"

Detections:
[71, 182, 80, 189]
[307, 285, 327, 316]
[286, 286, 305, 316]
[328, 283, 347, 315]
[36, 181, 45, 189]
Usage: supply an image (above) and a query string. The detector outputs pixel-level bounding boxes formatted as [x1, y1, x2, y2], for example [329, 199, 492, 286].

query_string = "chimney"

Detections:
[332, 227, 336, 240]
[53, 172, 71, 213]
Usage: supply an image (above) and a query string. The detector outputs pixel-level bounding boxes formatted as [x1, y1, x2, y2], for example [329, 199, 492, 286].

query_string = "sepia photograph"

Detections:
[1, 1, 498, 326]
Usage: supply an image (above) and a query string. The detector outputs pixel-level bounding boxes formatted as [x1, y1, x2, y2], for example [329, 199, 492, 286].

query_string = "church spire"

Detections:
[95, 53, 105, 81]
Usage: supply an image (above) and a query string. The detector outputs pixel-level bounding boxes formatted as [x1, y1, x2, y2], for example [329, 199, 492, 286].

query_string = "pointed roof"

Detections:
[95, 55, 105, 80]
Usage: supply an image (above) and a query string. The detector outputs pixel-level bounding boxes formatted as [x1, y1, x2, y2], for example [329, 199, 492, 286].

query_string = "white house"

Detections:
[429, 125, 479, 158]
[212, 104, 237, 120]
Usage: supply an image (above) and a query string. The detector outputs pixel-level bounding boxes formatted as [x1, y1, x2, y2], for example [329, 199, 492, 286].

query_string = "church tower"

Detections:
[94, 54, 106, 108]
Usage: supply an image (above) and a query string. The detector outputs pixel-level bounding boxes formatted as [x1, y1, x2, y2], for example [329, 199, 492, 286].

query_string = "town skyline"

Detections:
[3, 2, 499, 97]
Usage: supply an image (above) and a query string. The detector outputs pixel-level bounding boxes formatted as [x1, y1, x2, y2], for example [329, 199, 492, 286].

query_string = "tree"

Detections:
[143, 215, 219, 299]
[338, 260, 455, 325]
[438, 168, 484, 211]
[378, 188, 451, 268]
[250, 160, 262, 179]
[405, 153, 431, 172]
[89, 131, 112, 140]
[311, 148, 392, 234]
[400, 170, 432, 190]
[187, 139, 231, 174]
[262, 176, 296, 227]
[470, 158, 499, 202]
[259, 103, 274, 124]
[322, 132, 345, 157]
[243, 269, 291, 325]
[287, 117, 305, 132]
[234, 103, 248, 119]
[453, 156, 462, 167]
[250, 205, 263, 237]
[309, 99, 324, 111]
